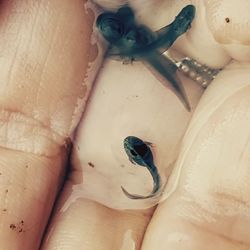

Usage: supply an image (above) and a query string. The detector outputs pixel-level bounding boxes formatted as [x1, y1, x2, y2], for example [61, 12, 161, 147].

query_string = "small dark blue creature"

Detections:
[96, 5, 196, 111]
[122, 136, 161, 199]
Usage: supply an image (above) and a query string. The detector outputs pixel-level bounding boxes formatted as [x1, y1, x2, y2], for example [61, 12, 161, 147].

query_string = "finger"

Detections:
[143, 1, 249, 249]
[141, 62, 250, 249]
[0, 0, 101, 249]
[42, 182, 155, 250]
[42, 55, 203, 249]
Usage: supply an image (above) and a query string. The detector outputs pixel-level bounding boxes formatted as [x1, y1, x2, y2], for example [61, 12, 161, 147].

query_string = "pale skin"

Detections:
[1, 0, 250, 250]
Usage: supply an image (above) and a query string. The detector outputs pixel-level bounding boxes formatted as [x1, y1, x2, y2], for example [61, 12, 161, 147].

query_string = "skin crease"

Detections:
[0, 0, 102, 249]
[0, 2, 249, 250]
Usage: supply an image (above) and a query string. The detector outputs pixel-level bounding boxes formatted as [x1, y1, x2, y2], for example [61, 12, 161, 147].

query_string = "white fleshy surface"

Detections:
[64, 0, 250, 211]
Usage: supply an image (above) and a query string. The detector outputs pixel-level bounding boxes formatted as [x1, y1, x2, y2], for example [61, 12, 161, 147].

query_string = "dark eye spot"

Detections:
[133, 143, 149, 157]
[225, 17, 230, 23]
[130, 149, 137, 156]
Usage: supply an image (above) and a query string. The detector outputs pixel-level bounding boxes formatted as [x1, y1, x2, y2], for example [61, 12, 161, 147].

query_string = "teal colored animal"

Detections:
[122, 136, 161, 199]
[96, 5, 196, 111]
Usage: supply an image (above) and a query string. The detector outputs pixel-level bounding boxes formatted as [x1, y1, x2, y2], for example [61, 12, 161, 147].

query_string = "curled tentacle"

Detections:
[96, 12, 125, 43]
[121, 163, 161, 199]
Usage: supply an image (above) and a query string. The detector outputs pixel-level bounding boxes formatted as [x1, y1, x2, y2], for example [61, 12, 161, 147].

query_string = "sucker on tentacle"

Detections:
[122, 136, 161, 200]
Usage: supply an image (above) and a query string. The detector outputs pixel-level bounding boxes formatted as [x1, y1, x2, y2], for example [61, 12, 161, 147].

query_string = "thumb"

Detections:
[142, 62, 250, 249]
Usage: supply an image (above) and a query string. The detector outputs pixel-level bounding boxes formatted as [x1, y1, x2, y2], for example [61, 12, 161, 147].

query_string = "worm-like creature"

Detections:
[122, 136, 161, 200]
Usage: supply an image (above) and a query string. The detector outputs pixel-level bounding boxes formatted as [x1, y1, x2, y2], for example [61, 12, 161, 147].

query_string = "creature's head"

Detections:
[177, 4, 196, 21]
[123, 136, 151, 165]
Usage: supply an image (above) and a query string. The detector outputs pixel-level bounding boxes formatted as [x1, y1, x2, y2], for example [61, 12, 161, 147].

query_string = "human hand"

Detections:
[0, 0, 102, 249]
[1, 1, 250, 250]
